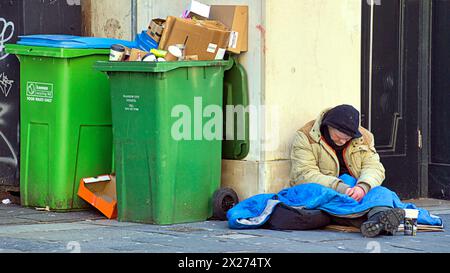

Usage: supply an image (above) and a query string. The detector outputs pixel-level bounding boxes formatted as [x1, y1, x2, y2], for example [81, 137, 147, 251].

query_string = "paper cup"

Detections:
[404, 209, 419, 236]
[110, 44, 126, 61]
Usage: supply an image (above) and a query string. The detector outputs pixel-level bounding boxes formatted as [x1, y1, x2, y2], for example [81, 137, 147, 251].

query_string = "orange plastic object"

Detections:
[77, 175, 117, 219]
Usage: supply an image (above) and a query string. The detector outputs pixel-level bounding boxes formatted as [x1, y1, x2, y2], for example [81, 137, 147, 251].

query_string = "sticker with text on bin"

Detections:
[26, 82, 54, 103]
[123, 94, 140, 112]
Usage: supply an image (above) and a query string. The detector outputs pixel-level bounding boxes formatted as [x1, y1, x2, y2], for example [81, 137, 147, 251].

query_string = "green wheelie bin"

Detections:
[5, 42, 116, 211]
[95, 60, 233, 225]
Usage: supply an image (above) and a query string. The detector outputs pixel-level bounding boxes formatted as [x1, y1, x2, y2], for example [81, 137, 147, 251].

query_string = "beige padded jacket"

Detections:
[289, 108, 385, 194]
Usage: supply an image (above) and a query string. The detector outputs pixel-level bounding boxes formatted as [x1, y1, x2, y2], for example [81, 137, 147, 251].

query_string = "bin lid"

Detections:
[5, 43, 110, 58]
[94, 59, 233, 73]
[16, 35, 136, 49]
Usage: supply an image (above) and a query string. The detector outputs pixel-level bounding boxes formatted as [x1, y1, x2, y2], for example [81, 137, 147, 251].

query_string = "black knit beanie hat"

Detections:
[322, 105, 362, 138]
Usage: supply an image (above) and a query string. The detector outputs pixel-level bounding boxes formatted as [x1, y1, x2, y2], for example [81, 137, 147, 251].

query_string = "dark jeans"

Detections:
[328, 206, 391, 228]
[262, 203, 391, 231]
[261, 203, 331, 231]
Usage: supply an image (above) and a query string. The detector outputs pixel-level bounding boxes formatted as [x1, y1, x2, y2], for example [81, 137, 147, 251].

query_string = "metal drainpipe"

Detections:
[131, 0, 138, 39]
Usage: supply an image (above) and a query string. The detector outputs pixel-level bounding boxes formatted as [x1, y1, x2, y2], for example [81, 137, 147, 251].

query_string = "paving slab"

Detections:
[14, 210, 104, 223]
[0, 237, 65, 253]
[0, 217, 40, 225]
[79, 219, 145, 228]
[0, 206, 44, 216]
[0, 222, 108, 236]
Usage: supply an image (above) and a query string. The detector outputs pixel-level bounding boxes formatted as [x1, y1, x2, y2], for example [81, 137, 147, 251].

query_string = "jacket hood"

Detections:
[309, 108, 332, 143]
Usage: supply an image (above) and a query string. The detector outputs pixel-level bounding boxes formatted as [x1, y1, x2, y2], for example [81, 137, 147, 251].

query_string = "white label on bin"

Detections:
[26, 82, 54, 103]
[123, 94, 140, 112]
[207, 43, 218, 53]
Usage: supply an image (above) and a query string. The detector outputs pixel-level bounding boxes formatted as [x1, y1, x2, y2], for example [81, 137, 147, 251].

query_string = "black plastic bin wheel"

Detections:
[212, 188, 239, 221]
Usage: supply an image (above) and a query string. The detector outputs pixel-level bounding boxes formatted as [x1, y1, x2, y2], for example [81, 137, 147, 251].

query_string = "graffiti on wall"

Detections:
[0, 102, 18, 168]
[0, 17, 14, 61]
[0, 72, 13, 98]
[0, 16, 18, 181]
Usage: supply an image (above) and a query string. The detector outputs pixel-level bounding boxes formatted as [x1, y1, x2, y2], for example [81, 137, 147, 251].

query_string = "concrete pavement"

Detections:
[0, 199, 449, 254]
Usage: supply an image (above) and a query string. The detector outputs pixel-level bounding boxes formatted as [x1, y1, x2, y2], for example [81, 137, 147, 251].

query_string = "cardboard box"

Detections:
[186, 0, 211, 20]
[77, 175, 117, 219]
[147, 18, 165, 43]
[210, 5, 248, 54]
[129, 48, 149, 61]
[159, 16, 230, 61]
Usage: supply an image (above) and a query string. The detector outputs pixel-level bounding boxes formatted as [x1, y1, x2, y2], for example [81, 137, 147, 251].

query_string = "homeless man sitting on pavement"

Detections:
[226, 104, 443, 236]
[282, 104, 403, 237]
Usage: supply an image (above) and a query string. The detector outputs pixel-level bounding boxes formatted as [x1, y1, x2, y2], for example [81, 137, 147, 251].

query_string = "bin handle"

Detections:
[224, 56, 235, 71]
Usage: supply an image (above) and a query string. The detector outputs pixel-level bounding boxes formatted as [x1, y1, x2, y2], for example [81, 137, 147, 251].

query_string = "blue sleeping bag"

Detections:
[228, 175, 443, 229]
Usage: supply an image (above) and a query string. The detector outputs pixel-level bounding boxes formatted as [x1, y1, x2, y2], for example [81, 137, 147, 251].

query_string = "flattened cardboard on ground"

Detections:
[77, 175, 117, 219]
[147, 18, 165, 43]
[159, 16, 230, 61]
[324, 224, 444, 233]
[210, 5, 248, 54]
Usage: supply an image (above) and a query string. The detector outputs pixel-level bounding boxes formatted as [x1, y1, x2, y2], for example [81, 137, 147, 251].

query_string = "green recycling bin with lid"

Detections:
[5, 36, 134, 210]
[95, 59, 233, 225]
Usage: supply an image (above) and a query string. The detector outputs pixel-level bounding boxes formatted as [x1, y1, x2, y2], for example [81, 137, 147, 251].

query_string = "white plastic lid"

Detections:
[404, 209, 419, 219]
[143, 54, 157, 62]
[168, 45, 183, 58]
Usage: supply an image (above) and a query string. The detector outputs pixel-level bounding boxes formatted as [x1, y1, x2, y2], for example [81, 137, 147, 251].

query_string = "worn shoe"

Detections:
[360, 208, 405, 238]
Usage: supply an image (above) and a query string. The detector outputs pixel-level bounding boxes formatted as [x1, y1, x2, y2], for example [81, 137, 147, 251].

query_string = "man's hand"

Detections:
[345, 186, 366, 202]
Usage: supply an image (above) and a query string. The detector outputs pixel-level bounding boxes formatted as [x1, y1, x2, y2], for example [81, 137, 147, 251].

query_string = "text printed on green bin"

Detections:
[26, 82, 54, 103]
[123, 94, 140, 112]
